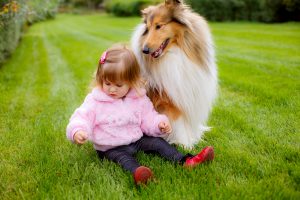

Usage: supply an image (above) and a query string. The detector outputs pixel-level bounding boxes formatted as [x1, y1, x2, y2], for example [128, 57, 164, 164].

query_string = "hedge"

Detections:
[60, 0, 104, 9]
[103, 0, 160, 16]
[0, 0, 60, 65]
[186, 0, 300, 22]
[103, 0, 300, 22]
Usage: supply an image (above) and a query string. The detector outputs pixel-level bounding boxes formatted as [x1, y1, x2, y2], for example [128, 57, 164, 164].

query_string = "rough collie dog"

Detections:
[131, 0, 218, 148]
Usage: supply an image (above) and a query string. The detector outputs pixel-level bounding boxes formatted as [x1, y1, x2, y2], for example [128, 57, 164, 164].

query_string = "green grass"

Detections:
[0, 14, 299, 199]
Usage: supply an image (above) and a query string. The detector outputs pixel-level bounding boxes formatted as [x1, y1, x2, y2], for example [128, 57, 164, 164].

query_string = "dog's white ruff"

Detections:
[131, 24, 218, 148]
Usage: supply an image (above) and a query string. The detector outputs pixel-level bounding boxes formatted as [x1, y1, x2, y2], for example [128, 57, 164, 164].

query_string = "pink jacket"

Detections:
[66, 87, 168, 151]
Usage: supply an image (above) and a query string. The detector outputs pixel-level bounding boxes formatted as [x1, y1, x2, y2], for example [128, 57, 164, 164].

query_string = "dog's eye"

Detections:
[156, 25, 162, 30]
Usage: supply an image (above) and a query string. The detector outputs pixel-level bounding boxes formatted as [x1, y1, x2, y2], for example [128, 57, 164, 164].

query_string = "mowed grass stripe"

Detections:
[59, 14, 138, 42]
[210, 22, 299, 198]
[219, 47, 300, 70]
[22, 17, 138, 200]
[213, 24, 300, 80]
[1, 23, 96, 199]
[0, 25, 53, 198]
[40, 25, 77, 99]
[214, 23, 299, 107]
[212, 23, 300, 43]
[39, 17, 113, 88]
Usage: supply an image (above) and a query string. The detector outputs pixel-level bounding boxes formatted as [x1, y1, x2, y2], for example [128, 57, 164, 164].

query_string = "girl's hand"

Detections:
[158, 121, 172, 134]
[73, 130, 88, 145]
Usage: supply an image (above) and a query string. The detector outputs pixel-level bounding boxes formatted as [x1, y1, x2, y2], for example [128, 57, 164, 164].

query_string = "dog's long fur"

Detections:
[131, 0, 218, 148]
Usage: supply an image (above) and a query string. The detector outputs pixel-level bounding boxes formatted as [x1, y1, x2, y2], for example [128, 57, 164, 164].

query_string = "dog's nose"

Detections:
[142, 46, 150, 54]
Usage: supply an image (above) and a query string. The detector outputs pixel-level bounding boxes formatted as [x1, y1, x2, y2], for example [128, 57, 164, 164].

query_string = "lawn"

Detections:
[0, 14, 299, 199]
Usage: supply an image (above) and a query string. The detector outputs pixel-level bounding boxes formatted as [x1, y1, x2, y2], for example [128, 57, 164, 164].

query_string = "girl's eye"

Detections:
[105, 82, 111, 86]
[116, 84, 123, 87]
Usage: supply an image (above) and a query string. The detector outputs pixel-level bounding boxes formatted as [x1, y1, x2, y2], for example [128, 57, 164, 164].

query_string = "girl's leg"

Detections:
[96, 144, 140, 173]
[135, 135, 186, 163]
[97, 143, 154, 184]
[135, 136, 214, 167]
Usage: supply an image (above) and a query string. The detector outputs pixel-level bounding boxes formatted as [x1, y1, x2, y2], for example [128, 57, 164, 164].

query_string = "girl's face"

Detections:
[102, 79, 130, 99]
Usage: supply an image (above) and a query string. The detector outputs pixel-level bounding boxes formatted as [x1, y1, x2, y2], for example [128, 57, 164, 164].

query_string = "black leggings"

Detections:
[96, 136, 185, 173]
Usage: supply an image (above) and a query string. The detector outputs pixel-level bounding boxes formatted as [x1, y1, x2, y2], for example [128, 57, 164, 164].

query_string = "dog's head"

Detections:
[140, 0, 187, 58]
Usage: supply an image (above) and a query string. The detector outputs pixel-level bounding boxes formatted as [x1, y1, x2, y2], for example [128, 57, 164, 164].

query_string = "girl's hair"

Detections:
[96, 45, 141, 89]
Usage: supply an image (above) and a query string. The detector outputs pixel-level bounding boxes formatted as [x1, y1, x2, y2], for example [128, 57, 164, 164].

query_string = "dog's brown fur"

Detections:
[147, 88, 182, 120]
[140, 0, 211, 71]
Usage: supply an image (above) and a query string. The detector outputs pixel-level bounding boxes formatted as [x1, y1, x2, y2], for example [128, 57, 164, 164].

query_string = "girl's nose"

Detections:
[110, 87, 117, 92]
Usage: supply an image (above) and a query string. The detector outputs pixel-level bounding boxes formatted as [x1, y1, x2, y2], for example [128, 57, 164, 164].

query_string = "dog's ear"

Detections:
[141, 9, 147, 21]
[141, 6, 155, 23]
[165, 0, 182, 7]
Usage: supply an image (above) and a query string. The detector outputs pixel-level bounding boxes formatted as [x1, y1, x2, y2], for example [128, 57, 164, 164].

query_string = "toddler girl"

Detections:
[66, 45, 214, 185]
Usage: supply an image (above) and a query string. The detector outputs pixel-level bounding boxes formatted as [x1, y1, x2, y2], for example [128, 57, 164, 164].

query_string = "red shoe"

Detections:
[184, 146, 214, 167]
[133, 166, 153, 185]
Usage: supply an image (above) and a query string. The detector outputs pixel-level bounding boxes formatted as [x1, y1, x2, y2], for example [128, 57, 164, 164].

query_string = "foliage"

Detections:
[0, 0, 26, 65]
[26, 0, 61, 24]
[262, 0, 300, 22]
[0, 0, 60, 65]
[103, 0, 160, 16]
[101, 0, 300, 22]
[186, 0, 300, 22]
[61, 0, 104, 9]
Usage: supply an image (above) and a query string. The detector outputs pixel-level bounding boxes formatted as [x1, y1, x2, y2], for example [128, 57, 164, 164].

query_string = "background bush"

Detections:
[61, 0, 104, 10]
[103, 0, 300, 22]
[0, 0, 25, 65]
[0, 0, 60, 65]
[186, 0, 300, 22]
[26, 0, 61, 24]
[103, 0, 160, 16]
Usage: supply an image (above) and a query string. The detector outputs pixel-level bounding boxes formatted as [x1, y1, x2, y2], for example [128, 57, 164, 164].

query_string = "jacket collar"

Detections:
[92, 87, 146, 102]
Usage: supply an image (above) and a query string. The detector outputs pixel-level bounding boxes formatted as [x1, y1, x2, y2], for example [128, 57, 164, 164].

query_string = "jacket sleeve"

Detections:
[140, 95, 169, 137]
[66, 94, 96, 142]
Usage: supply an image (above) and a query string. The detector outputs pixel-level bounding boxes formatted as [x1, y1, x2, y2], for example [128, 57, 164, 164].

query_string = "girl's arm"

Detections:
[158, 121, 172, 134]
[66, 94, 96, 143]
[140, 95, 170, 136]
[73, 130, 88, 145]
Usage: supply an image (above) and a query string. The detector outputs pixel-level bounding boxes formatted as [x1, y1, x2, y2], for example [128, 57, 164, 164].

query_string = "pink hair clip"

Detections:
[99, 51, 107, 64]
